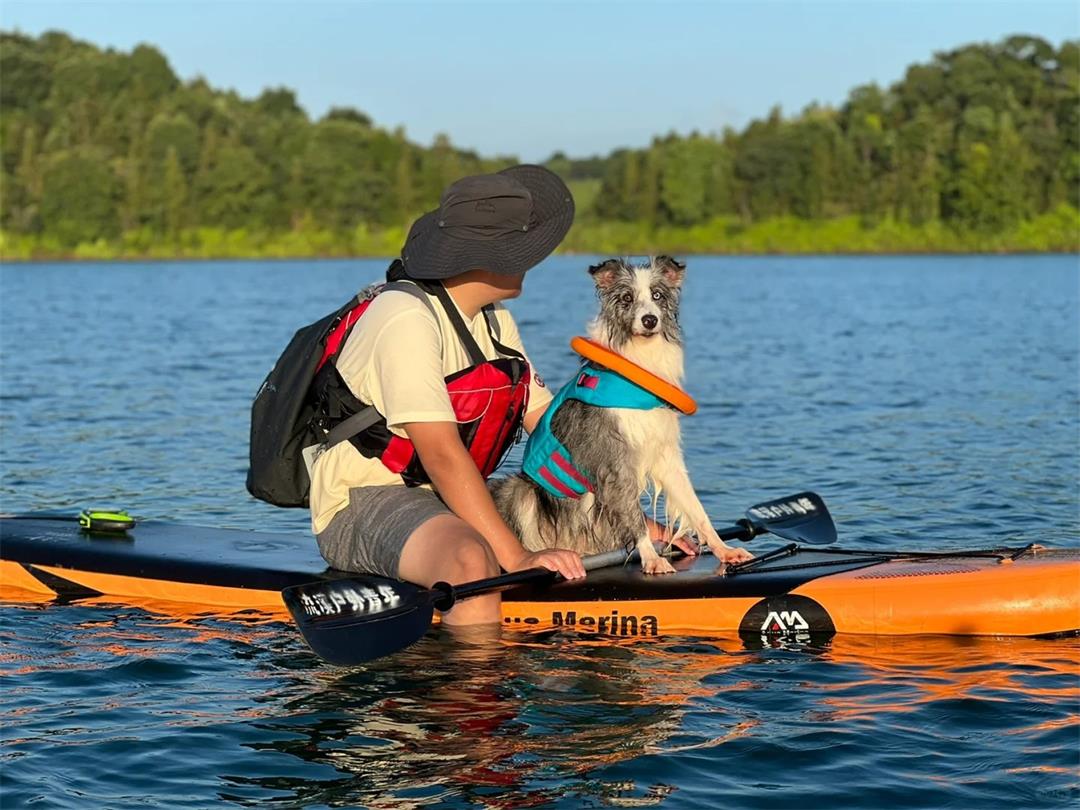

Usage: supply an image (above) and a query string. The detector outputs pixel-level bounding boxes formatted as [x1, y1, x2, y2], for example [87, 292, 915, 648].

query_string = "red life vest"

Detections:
[312, 280, 531, 486]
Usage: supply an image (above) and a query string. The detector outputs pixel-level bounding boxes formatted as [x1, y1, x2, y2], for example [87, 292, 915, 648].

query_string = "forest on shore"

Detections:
[1, 30, 1077, 259]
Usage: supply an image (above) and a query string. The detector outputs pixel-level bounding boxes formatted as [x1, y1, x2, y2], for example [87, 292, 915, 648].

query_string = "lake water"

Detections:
[1, 255, 1078, 808]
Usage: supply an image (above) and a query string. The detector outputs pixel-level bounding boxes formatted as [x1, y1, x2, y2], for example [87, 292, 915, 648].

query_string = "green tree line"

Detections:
[1, 30, 1077, 258]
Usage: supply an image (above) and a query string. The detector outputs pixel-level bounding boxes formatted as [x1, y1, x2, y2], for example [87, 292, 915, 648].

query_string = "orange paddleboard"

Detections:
[3, 516, 1078, 639]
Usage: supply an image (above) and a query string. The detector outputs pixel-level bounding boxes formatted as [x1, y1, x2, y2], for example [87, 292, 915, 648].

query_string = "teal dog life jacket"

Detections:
[522, 365, 667, 499]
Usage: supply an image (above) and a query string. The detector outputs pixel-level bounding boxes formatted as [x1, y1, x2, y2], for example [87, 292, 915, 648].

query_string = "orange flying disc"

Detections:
[570, 336, 698, 415]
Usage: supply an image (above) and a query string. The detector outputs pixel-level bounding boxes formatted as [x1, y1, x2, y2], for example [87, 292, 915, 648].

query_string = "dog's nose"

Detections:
[641, 314, 658, 330]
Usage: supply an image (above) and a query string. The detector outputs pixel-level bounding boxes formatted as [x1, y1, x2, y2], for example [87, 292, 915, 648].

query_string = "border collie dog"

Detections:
[491, 256, 753, 574]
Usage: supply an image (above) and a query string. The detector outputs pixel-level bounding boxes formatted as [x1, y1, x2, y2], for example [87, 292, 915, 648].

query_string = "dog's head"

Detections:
[587, 256, 685, 350]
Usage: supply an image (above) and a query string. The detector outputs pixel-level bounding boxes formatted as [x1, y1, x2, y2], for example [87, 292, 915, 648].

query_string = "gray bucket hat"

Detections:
[400, 164, 575, 279]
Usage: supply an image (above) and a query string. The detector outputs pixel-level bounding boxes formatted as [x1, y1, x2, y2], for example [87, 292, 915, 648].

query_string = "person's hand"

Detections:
[649, 520, 699, 557]
[660, 531, 699, 557]
[511, 548, 586, 580]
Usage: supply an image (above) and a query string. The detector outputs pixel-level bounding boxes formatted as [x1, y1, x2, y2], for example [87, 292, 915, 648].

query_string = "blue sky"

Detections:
[2, 1, 1076, 161]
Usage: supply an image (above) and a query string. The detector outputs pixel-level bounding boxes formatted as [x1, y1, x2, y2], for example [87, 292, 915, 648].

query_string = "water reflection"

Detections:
[811, 634, 1080, 720]
[232, 632, 738, 807]
[227, 630, 1079, 808]
[2, 594, 1077, 808]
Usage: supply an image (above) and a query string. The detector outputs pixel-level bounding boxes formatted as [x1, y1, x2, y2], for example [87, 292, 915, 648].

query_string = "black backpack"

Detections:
[246, 278, 433, 508]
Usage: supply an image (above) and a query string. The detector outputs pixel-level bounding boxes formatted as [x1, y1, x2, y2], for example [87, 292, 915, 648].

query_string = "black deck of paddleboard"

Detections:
[1, 516, 333, 592]
[0, 515, 1040, 603]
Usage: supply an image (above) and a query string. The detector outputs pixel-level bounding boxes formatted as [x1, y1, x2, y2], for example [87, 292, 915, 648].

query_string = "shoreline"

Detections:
[4, 208, 1076, 262]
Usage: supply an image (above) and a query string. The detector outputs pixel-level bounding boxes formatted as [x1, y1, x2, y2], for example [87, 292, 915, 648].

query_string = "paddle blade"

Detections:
[282, 576, 434, 666]
[745, 492, 837, 545]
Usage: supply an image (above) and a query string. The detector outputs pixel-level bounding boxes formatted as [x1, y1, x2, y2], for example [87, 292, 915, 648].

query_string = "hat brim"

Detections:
[402, 164, 575, 279]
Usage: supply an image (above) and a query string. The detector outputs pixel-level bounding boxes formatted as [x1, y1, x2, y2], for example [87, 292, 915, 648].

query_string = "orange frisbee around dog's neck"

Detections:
[570, 336, 698, 415]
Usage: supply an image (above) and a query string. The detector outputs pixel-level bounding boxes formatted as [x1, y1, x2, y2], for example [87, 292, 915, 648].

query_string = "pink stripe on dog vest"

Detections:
[551, 450, 594, 492]
[539, 466, 579, 499]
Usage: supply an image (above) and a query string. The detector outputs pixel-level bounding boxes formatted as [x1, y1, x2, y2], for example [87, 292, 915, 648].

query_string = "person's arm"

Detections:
[490, 307, 553, 434]
[522, 401, 548, 434]
[403, 420, 585, 580]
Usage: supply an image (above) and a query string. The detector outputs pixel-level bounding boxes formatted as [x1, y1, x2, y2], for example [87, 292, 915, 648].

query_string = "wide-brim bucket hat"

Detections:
[400, 164, 575, 279]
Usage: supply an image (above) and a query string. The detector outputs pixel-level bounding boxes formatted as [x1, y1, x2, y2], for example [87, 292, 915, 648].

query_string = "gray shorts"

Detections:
[316, 485, 451, 579]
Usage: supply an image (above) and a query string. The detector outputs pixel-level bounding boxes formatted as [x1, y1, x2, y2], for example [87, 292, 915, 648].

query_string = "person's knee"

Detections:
[443, 534, 499, 582]
[398, 515, 500, 588]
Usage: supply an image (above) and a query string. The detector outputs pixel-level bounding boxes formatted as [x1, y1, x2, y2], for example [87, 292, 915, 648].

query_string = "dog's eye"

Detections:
[651, 290, 663, 301]
[620, 292, 634, 305]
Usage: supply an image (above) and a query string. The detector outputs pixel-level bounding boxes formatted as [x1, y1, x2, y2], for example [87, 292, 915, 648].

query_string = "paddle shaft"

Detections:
[438, 520, 761, 607]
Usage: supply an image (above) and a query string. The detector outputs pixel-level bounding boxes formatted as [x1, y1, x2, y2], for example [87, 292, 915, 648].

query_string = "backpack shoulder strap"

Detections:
[416, 280, 488, 367]
[381, 280, 438, 320]
[323, 406, 383, 450]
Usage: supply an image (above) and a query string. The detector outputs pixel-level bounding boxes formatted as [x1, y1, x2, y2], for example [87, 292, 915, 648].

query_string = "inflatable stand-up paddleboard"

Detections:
[2, 513, 1077, 640]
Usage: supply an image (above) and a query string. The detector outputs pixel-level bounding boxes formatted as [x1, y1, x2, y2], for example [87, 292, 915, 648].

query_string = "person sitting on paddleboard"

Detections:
[310, 165, 586, 627]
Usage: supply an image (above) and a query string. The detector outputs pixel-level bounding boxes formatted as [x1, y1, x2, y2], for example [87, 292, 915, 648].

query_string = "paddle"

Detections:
[282, 490, 837, 666]
[743, 490, 836, 545]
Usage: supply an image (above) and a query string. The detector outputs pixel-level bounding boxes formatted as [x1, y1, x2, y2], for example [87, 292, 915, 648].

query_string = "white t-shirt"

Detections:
[309, 284, 551, 534]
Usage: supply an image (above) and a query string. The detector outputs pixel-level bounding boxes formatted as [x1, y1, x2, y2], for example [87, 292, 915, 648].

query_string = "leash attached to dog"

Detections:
[282, 492, 836, 667]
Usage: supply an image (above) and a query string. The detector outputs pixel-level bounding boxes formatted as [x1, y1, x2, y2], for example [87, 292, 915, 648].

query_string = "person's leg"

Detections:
[397, 513, 502, 626]
[316, 485, 503, 627]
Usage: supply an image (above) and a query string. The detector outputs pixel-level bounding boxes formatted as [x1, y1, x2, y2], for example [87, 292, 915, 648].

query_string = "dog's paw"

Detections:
[712, 543, 753, 563]
[641, 556, 677, 575]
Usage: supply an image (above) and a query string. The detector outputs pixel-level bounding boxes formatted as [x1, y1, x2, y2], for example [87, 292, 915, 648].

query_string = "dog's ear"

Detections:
[654, 255, 686, 287]
[588, 259, 623, 290]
